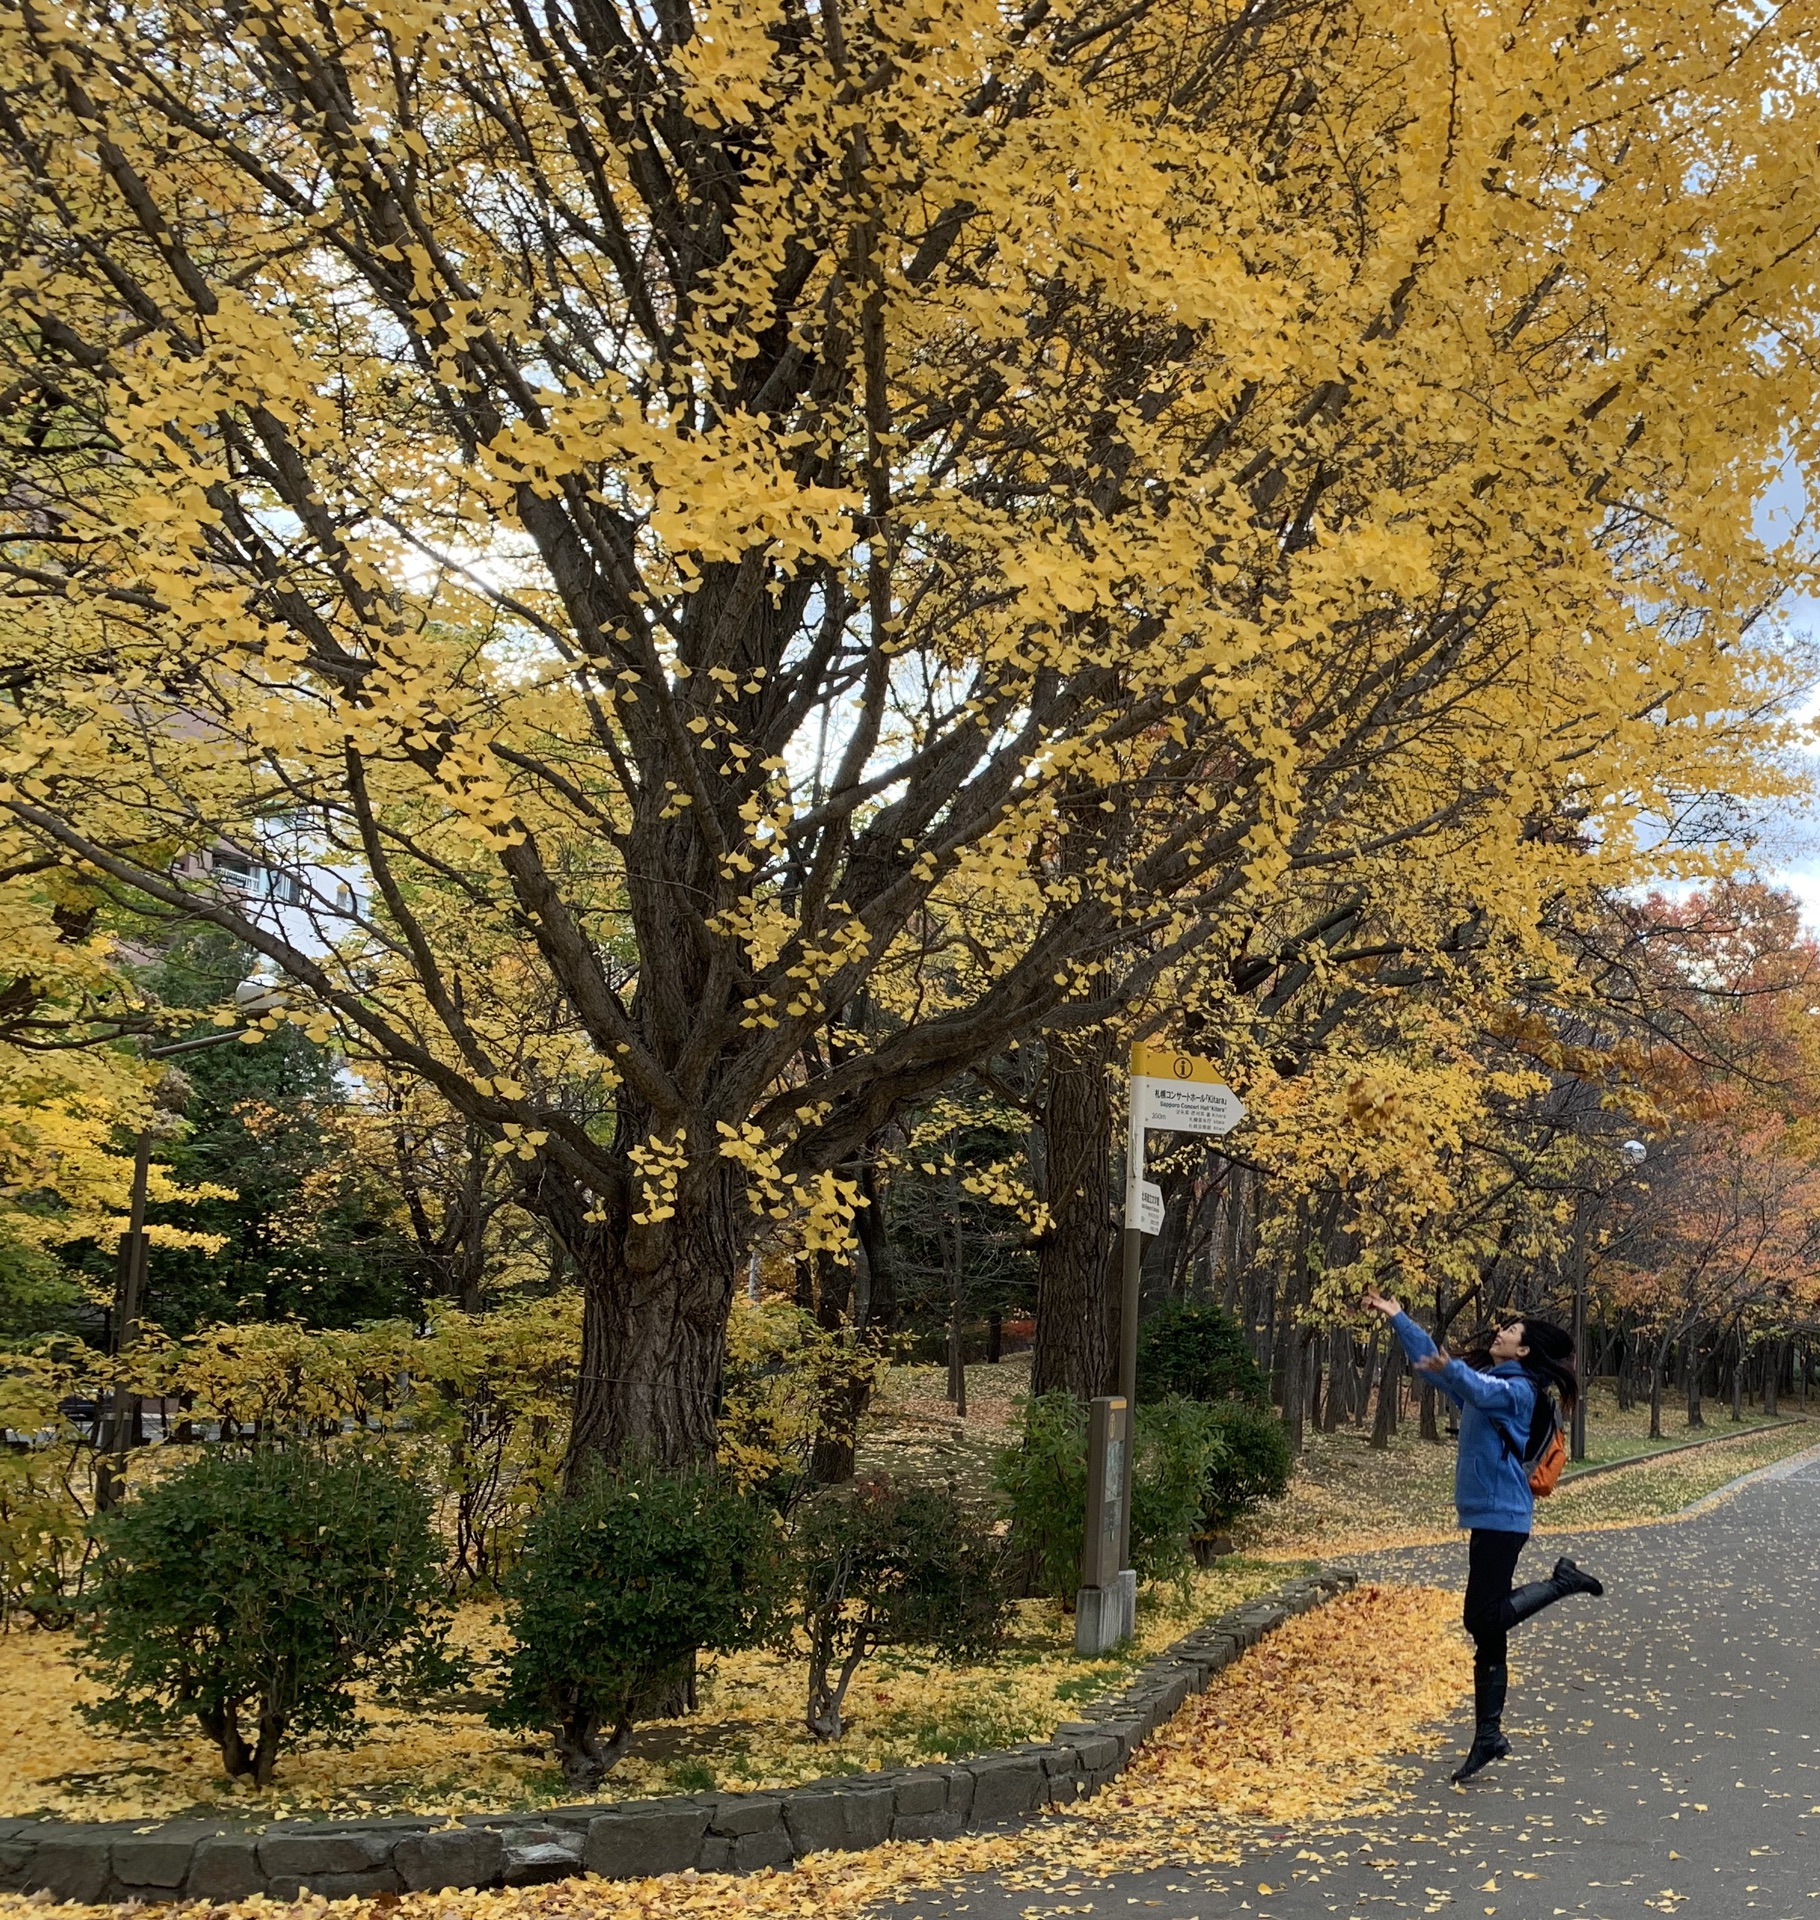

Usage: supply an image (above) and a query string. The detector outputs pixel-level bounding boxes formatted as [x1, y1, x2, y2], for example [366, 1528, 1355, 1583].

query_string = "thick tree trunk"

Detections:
[1283, 1326, 1308, 1454]
[564, 1176, 745, 1485]
[1031, 1028, 1119, 1401]
[945, 1161, 968, 1414]
[453, 1127, 490, 1313]
[1218, 1169, 1245, 1314]
[1765, 1340, 1781, 1417]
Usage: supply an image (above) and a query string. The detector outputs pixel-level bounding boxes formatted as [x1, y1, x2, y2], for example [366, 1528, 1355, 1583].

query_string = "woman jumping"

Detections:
[1363, 1292, 1605, 1782]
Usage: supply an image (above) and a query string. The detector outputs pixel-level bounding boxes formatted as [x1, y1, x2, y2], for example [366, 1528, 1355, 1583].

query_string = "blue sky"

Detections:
[1730, 470, 1820, 925]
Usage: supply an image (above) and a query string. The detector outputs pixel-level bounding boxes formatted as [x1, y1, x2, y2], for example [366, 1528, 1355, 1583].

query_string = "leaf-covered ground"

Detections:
[0, 1561, 1296, 1824]
[0, 1581, 1469, 1920]
[855, 1356, 1035, 1500]
[5, 1362, 1805, 1825]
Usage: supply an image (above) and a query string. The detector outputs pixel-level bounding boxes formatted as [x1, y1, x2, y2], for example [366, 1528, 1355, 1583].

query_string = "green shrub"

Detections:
[493, 1463, 786, 1787]
[0, 1448, 90, 1630]
[80, 1445, 456, 1786]
[1129, 1395, 1227, 1584]
[990, 1391, 1088, 1602]
[993, 1391, 1230, 1601]
[1136, 1302, 1268, 1405]
[0, 1353, 96, 1629]
[1197, 1399, 1294, 1531]
[795, 1478, 1007, 1738]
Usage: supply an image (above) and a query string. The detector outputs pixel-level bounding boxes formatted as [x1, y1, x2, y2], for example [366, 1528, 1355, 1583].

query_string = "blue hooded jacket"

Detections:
[1389, 1312, 1536, 1533]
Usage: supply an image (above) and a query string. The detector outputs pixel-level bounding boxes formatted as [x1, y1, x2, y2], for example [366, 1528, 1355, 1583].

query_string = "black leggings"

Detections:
[1463, 1527, 1527, 1669]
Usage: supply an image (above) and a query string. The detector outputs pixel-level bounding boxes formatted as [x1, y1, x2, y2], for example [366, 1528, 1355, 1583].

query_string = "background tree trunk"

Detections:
[1031, 1029, 1119, 1400]
[1370, 1342, 1402, 1450]
[1649, 1334, 1670, 1440]
[1418, 1376, 1441, 1442]
[854, 1161, 897, 1333]
[807, 1244, 876, 1489]
[1319, 1326, 1348, 1432]
[1355, 1327, 1379, 1427]
[945, 1159, 968, 1416]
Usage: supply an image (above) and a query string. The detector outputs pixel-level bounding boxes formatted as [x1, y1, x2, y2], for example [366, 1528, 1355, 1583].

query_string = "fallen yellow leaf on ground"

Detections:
[0, 1583, 1473, 1920]
[0, 1566, 1296, 1822]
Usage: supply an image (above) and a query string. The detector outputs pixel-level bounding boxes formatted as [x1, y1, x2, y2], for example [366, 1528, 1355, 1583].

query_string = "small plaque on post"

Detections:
[1127, 1179, 1164, 1236]
[1079, 1394, 1129, 1594]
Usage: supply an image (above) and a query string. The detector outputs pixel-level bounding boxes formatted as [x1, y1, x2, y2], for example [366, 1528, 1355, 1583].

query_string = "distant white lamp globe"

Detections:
[1619, 1140, 1647, 1165]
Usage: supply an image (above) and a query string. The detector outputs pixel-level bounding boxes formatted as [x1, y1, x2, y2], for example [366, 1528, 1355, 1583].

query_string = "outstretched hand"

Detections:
[1412, 1351, 1449, 1374]
[1362, 1291, 1403, 1319]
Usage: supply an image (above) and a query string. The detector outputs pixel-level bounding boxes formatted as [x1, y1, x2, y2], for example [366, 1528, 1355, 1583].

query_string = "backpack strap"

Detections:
[1494, 1377, 1554, 1468]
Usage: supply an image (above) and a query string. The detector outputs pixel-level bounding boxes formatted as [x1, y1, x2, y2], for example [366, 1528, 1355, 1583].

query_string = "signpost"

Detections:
[1075, 1041, 1245, 1654]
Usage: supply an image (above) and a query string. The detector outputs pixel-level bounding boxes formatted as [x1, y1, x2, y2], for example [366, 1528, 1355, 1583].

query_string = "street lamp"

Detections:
[1570, 1138, 1646, 1462]
[94, 980, 289, 1509]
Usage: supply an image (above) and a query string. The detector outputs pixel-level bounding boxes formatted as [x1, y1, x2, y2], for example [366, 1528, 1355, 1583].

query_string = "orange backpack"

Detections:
[1523, 1394, 1567, 1498]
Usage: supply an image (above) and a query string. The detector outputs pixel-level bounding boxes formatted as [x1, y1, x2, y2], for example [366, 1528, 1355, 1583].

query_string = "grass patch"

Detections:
[664, 1760, 718, 1794]
[1237, 1382, 1816, 1558]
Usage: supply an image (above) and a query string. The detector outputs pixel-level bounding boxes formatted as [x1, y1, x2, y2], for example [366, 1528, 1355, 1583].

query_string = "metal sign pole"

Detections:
[1114, 1087, 1144, 1583]
[1074, 1042, 1246, 1656]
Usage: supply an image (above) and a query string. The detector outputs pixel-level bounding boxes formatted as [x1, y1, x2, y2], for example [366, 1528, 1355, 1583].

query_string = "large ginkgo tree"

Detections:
[1, 0, 1816, 1472]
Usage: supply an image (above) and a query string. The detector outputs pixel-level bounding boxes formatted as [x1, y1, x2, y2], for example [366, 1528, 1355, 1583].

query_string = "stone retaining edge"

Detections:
[0, 1565, 1359, 1904]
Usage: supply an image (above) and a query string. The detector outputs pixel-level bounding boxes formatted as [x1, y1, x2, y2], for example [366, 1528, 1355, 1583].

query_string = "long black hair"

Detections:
[1513, 1317, 1579, 1416]
[1459, 1317, 1580, 1415]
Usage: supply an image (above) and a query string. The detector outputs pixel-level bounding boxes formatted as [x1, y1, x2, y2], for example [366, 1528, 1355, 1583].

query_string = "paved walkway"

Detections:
[919, 1449, 1820, 1920]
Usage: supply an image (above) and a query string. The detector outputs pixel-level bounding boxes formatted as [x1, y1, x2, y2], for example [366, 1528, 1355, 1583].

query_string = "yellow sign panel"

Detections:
[1130, 1042, 1224, 1086]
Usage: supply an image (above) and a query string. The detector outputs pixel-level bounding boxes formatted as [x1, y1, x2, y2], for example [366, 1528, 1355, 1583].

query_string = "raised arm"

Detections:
[1430, 1355, 1535, 1421]
[1364, 1295, 1465, 1406]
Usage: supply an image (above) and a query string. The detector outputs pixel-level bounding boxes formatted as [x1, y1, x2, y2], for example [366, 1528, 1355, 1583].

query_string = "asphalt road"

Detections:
[914, 1448, 1820, 1920]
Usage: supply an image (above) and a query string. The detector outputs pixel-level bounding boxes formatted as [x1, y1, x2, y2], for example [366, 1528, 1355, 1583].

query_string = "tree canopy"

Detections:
[3, 0, 1819, 1466]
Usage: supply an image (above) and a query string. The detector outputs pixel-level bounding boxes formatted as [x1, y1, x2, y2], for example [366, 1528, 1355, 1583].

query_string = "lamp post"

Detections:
[93, 981, 288, 1510]
[1570, 1138, 1646, 1462]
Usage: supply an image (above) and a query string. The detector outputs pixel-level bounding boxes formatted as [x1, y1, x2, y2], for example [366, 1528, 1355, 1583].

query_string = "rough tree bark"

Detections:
[564, 1171, 747, 1484]
[1031, 1028, 1119, 1400]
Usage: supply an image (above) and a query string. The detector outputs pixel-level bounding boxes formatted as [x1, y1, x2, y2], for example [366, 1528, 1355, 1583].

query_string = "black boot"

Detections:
[1551, 1556, 1604, 1598]
[1506, 1557, 1605, 1625]
[1452, 1660, 1510, 1783]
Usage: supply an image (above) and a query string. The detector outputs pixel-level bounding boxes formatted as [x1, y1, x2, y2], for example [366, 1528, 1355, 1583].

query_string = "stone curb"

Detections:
[0, 1566, 1358, 1902]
